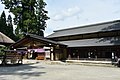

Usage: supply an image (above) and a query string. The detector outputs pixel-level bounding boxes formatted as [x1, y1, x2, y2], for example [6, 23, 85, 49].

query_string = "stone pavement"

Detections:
[0, 60, 120, 80]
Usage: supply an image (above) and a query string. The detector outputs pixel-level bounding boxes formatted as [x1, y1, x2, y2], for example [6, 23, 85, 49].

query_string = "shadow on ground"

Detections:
[0, 63, 46, 79]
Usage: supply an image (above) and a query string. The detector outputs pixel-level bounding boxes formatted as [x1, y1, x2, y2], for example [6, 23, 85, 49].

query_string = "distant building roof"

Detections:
[47, 20, 120, 38]
[0, 32, 15, 44]
[59, 37, 120, 47]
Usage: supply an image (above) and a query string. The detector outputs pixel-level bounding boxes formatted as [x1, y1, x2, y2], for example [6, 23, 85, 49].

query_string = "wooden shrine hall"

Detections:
[10, 34, 67, 61]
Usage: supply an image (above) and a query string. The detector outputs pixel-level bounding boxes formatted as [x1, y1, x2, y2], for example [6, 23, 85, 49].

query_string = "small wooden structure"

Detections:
[0, 32, 16, 65]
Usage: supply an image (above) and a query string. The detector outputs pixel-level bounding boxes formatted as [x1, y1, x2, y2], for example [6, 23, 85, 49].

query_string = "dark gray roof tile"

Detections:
[47, 20, 120, 38]
[59, 37, 120, 47]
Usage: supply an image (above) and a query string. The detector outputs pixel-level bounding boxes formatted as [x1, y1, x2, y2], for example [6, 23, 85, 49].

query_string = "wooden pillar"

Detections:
[53, 46, 56, 61]
[50, 49, 51, 60]
[50, 47, 54, 61]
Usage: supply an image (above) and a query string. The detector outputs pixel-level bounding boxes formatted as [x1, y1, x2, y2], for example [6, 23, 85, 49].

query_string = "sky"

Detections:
[0, 0, 120, 36]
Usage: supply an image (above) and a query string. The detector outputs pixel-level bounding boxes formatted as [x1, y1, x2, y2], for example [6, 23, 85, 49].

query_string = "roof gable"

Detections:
[11, 34, 66, 48]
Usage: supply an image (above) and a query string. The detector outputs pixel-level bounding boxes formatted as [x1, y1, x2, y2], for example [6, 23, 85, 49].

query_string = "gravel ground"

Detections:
[0, 60, 120, 80]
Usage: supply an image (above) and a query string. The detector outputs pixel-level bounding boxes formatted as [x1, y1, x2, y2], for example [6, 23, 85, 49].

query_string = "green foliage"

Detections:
[7, 14, 19, 41]
[1, 0, 50, 38]
[0, 11, 18, 41]
[0, 11, 7, 34]
[0, 46, 7, 55]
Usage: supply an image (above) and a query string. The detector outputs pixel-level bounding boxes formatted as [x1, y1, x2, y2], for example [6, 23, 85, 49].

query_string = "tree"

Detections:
[7, 15, 13, 34]
[0, 11, 18, 41]
[35, 0, 49, 36]
[0, 11, 7, 35]
[1, 0, 49, 38]
[7, 14, 19, 41]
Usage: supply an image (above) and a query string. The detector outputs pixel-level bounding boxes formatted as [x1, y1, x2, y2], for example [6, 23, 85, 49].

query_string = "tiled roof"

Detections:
[59, 37, 120, 47]
[47, 20, 120, 38]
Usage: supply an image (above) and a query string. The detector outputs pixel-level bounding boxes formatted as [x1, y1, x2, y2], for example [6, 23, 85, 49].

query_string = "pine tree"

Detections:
[0, 11, 18, 41]
[0, 11, 7, 35]
[1, 0, 49, 38]
[36, 0, 49, 36]
[7, 14, 18, 41]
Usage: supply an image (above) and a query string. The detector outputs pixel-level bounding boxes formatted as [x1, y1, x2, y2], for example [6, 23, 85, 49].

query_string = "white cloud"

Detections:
[53, 14, 64, 21]
[52, 6, 82, 21]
